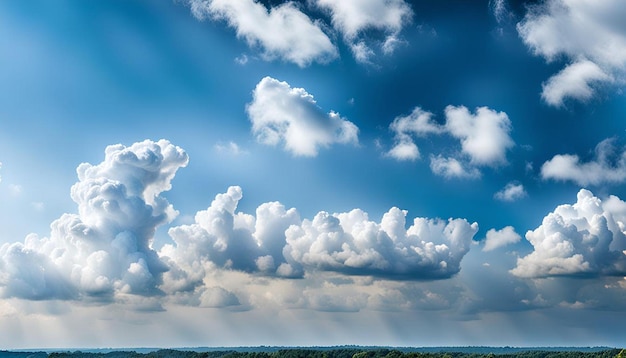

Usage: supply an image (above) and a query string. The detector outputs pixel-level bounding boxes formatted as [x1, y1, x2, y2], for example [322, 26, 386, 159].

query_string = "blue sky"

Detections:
[1, 0, 626, 349]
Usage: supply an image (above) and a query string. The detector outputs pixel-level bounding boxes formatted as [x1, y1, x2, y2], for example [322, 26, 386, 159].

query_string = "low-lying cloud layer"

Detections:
[0, 140, 479, 305]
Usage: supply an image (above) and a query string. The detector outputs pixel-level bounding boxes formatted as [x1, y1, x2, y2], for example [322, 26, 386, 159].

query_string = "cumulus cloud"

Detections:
[444, 106, 514, 167]
[186, 0, 337, 67]
[429, 155, 480, 179]
[386, 106, 514, 178]
[483, 226, 522, 251]
[512, 189, 626, 278]
[541, 60, 612, 107]
[541, 138, 626, 186]
[247, 76, 358, 157]
[517, 0, 626, 105]
[162, 186, 479, 284]
[314, 0, 412, 62]
[0, 140, 189, 300]
[494, 182, 527, 202]
[386, 107, 443, 161]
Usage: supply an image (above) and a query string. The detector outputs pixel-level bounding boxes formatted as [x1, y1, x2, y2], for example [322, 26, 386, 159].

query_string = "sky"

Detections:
[1, 0, 626, 350]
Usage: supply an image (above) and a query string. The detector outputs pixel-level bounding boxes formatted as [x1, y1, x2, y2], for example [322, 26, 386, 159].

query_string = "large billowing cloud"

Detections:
[541, 138, 626, 186]
[247, 76, 359, 157]
[512, 189, 626, 278]
[161, 186, 479, 285]
[517, 0, 626, 106]
[313, 0, 413, 62]
[186, 0, 337, 67]
[0, 140, 189, 301]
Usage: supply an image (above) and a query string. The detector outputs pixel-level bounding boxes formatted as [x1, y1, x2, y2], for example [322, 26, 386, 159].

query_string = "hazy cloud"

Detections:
[247, 76, 359, 157]
[387, 107, 443, 161]
[541, 138, 626, 186]
[494, 182, 527, 202]
[518, 0, 626, 106]
[314, 0, 413, 62]
[512, 189, 626, 278]
[429, 155, 481, 179]
[186, 0, 337, 67]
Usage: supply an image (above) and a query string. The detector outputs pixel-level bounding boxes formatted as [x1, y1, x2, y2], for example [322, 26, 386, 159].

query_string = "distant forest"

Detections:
[1, 348, 624, 358]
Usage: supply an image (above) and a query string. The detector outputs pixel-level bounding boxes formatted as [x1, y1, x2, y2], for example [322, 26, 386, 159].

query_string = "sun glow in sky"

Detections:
[1, 0, 626, 349]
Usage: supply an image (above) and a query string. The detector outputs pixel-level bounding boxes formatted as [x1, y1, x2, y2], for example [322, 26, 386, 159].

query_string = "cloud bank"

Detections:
[518, 0, 626, 106]
[162, 186, 479, 285]
[247, 76, 359, 157]
[1, 140, 480, 305]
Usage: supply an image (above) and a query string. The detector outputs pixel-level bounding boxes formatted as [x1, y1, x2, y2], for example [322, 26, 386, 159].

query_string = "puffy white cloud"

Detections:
[429, 155, 480, 179]
[314, 0, 412, 62]
[517, 0, 626, 105]
[247, 77, 359, 157]
[283, 208, 478, 279]
[386, 106, 514, 176]
[483, 226, 522, 251]
[386, 107, 443, 161]
[511, 189, 626, 278]
[162, 187, 479, 283]
[444, 106, 514, 167]
[0, 140, 189, 300]
[494, 182, 527, 202]
[187, 0, 337, 67]
[541, 138, 626, 186]
[541, 60, 612, 107]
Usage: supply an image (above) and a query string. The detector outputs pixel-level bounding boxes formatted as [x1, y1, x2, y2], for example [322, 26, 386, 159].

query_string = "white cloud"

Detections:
[511, 189, 626, 278]
[541, 60, 612, 107]
[247, 76, 359, 157]
[386, 107, 443, 161]
[429, 155, 480, 179]
[494, 182, 527, 202]
[386, 106, 514, 174]
[517, 0, 626, 105]
[483, 226, 521, 252]
[314, 0, 412, 62]
[162, 187, 479, 284]
[214, 141, 246, 155]
[444, 106, 514, 166]
[491, 0, 512, 25]
[541, 138, 626, 186]
[187, 0, 337, 67]
[0, 140, 189, 300]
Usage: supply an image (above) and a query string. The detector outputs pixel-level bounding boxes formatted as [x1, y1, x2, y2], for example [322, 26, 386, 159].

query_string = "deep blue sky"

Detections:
[1, 0, 626, 349]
